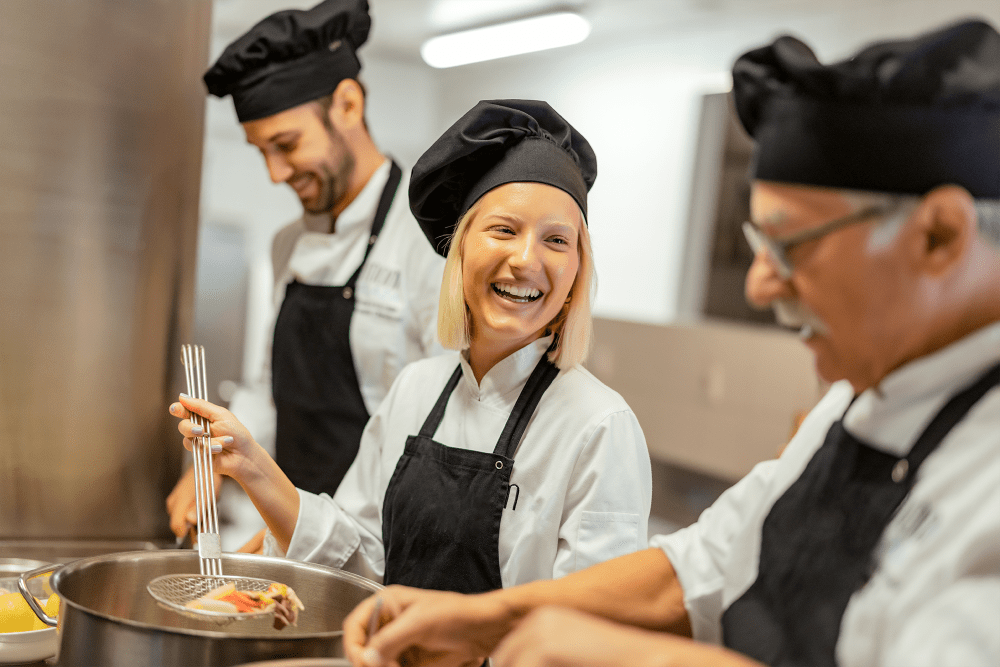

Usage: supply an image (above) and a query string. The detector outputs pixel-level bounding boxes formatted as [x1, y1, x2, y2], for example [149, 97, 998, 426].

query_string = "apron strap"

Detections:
[417, 365, 464, 439]
[901, 360, 1000, 482]
[346, 159, 402, 289]
[493, 354, 560, 458]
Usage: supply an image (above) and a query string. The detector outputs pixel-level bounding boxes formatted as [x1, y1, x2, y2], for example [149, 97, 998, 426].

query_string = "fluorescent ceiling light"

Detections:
[421, 11, 591, 69]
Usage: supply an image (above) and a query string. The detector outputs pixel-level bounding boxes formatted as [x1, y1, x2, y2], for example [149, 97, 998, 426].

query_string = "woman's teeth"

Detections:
[493, 283, 542, 303]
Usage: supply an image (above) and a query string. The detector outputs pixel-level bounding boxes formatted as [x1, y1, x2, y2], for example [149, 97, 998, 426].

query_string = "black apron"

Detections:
[381, 352, 560, 593]
[722, 361, 1000, 667]
[271, 161, 402, 496]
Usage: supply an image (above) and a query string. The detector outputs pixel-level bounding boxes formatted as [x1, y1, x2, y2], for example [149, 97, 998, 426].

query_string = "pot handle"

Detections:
[18, 563, 59, 627]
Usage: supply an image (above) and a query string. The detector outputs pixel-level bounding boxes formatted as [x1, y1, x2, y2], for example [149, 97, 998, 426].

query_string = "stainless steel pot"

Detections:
[19, 550, 380, 667]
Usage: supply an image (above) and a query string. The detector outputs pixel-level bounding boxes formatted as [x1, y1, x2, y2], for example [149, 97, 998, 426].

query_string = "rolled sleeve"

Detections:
[284, 488, 362, 568]
[652, 457, 784, 645]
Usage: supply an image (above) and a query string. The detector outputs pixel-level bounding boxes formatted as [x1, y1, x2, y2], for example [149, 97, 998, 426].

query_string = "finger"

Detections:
[177, 418, 200, 438]
[367, 606, 437, 666]
[492, 628, 534, 667]
[211, 434, 234, 454]
[169, 514, 189, 539]
[169, 401, 190, 419]
[177, 393, 230, 423]
[169, 503, 194, 538]
[343, 595, 380, 663]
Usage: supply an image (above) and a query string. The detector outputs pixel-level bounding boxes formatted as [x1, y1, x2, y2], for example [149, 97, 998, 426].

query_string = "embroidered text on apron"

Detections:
[381, 352, 560, 593]
[271, 161, 402, 496]
[722, 361, 1000, 667]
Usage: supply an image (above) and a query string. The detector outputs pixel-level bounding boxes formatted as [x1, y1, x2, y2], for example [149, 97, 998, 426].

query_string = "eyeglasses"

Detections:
[741, 204, 893, 279]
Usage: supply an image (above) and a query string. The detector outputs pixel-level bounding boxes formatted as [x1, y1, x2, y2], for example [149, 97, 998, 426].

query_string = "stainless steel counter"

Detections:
[1, 539, 172, 666]
[0, 539, 167, 565]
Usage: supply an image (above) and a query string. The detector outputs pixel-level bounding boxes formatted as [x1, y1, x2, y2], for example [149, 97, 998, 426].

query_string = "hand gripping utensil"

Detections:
[146, 345, 277, 624]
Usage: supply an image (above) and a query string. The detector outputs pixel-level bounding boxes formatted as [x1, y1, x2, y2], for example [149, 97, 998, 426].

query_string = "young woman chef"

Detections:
[171, 99, 652, 593]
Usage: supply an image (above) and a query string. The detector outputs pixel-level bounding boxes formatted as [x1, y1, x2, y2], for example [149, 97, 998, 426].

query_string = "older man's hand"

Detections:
[492, 606, 765, 667]
[343, 585, 508, 667]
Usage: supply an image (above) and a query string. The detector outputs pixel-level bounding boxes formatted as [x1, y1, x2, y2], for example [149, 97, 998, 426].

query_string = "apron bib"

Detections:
[382, 352, 560, 593]
[271, 161, 402, 496]
[722, 361, 1000, 666]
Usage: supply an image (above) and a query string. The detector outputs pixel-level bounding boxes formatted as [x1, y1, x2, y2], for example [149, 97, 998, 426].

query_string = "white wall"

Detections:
[435, 45, 730, 323]
[429, 2, 1000, 323]
[198, 2, 1000, 381]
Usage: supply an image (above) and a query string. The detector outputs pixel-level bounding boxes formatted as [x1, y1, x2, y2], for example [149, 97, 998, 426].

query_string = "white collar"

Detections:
[459, 335, 555, 404]
[300, 158, 391, 234]
[843, 321, 1000, 456]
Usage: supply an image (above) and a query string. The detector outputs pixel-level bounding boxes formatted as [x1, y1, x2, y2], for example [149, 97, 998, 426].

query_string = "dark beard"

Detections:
[302, 129, 356, 215]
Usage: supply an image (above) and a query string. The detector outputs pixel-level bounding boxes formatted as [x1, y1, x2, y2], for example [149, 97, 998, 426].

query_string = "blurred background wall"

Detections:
[0, 1, 212, 540]
[196, 0, 1000, 533]
[3, 1, 991, 543]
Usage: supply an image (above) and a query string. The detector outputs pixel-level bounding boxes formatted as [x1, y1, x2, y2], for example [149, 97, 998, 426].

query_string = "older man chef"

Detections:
[165, 0, 445, 549]
[343, 18, 1000, 667]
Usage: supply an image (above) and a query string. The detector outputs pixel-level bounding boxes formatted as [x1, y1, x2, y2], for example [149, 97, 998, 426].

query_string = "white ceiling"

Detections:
[211, 0, 999, 63]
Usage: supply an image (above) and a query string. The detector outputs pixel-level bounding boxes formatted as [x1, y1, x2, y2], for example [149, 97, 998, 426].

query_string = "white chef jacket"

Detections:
[227, 159, 445, 454]
[652, 321, 1000, 667]
[273, 335, 653, 586]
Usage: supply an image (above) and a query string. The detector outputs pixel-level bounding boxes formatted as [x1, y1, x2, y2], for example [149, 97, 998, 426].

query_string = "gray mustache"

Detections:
[772, 300, 829, 336]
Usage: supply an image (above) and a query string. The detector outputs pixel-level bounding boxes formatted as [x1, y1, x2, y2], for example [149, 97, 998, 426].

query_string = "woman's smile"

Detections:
[462, 182, 581, 359]
[492, 281, 543, 303]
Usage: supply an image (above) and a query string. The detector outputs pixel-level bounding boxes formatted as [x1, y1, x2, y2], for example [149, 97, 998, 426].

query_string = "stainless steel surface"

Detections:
[40, 550, 380, 667]
[0, 560, 58, 665]
[18, 564, 59, 629]
[0, 1, 211, 539]
[0, 627, 57, 666]
[0, 539, 162, 564]
[0, 559, 52, 581]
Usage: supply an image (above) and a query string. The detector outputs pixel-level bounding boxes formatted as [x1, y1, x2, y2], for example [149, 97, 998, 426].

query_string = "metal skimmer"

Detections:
[146, 345, 276, 624]
[182, 344, 222, 577]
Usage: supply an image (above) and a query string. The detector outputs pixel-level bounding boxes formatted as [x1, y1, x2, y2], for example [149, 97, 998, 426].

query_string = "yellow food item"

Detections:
[0, 592, 37, 633]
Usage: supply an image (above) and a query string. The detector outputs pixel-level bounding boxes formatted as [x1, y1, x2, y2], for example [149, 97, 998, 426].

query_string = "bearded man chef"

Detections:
[342, 18, 1000, 667]
[165, 0, 444, 550]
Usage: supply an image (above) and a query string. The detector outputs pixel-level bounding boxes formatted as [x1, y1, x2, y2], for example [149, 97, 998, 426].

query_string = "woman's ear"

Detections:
[909, 185, 977, 277]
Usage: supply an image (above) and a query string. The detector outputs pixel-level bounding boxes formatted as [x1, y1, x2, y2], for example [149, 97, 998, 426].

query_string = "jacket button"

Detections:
[891, 459, 908, 483]
[343, 287, 353, 299]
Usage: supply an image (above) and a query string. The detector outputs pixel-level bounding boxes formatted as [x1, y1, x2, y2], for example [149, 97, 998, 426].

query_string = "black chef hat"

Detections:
[409, 99, 598, 256]
[732, 18, 1000, 198]
[204, 0, 371, 122]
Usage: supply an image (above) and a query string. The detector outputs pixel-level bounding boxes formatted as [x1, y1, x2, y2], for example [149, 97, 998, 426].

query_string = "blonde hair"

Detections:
[437, 199, 596, 370]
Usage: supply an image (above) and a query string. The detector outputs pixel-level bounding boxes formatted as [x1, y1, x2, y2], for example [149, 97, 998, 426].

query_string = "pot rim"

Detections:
[47, 550, 381, 639]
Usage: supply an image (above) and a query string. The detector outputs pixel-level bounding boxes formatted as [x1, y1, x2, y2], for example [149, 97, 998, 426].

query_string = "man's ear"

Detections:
[329, 78, 365, 132]
[908, 185, 977, 277]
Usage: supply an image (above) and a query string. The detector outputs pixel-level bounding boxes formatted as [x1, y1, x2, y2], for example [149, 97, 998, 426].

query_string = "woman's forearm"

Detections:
[491, 547, 691, 636]
[232, 444, 301, 552]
